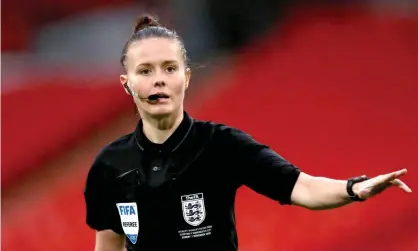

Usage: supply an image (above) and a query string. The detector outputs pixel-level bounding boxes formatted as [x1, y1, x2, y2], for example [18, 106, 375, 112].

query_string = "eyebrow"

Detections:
[136, 60, 179, 68]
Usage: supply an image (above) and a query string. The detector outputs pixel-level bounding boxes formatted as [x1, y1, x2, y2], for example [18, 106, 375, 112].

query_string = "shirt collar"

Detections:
[134, 111, 193, 154]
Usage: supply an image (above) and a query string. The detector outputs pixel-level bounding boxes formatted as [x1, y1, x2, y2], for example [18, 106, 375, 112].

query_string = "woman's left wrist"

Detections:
[347, 176, 369, 201]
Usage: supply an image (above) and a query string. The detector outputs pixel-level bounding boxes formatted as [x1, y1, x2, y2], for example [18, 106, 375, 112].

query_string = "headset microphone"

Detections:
[146, 94, 161, 101]
[123, 83, 134, 96]
[124, 83, 160, 101]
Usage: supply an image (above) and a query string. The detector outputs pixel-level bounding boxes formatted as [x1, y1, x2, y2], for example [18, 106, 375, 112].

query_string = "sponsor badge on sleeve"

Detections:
[116, 202, 139, 244]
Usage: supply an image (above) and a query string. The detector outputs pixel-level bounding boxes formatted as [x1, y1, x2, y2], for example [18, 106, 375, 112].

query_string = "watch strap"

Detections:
[347, 175, 369, 201]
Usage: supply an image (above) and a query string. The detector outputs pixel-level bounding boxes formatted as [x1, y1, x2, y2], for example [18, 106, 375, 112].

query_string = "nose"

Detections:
[152, 69, 166, 87]
[154, 80, 165, 87]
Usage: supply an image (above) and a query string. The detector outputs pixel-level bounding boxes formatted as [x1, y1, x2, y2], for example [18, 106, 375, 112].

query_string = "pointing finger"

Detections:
[381, 169, 407, 183]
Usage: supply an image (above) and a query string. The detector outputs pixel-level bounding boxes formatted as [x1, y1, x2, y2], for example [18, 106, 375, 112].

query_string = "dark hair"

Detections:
[120, 15, 188, 69]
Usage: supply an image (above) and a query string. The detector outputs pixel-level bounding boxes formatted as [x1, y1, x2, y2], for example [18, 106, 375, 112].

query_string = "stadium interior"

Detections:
[2, 1, 418, 250]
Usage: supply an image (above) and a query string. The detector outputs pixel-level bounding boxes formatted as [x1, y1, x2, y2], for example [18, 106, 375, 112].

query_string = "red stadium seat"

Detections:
[1, 0, 135, 51]
[2, 79, 132, 188]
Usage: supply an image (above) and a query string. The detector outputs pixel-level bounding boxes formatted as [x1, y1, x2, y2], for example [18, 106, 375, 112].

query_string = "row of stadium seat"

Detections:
[2, 0, 135, 51]
[2, 80, 132, 189]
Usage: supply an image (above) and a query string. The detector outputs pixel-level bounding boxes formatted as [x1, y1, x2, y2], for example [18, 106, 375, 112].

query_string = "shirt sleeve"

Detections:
[225, 127, 301, 205]
[84, 155, 124, 234]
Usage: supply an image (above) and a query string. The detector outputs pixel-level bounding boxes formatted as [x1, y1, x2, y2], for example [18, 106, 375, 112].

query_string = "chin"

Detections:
[148, 107, 175, 117]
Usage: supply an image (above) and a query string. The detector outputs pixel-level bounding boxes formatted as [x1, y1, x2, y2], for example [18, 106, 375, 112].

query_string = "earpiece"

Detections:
[124, 82, 133, 96]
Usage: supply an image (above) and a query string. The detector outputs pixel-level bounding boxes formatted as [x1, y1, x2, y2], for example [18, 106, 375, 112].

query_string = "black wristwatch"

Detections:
[347, 175, 369, 201]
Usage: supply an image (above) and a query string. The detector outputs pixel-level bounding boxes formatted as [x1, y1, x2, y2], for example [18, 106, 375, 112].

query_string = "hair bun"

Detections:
[133, 15, 160, 34]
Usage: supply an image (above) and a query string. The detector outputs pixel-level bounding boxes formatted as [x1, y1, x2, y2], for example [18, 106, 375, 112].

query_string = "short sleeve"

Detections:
[224, 127, 301, 205]
[84, 156, 123, 233]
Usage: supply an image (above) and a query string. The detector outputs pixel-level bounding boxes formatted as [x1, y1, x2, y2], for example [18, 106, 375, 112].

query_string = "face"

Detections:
[120, 37, 190, 118]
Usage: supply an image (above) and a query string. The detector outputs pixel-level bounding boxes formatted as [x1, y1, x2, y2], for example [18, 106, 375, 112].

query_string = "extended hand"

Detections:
[353, 169, 412, 200]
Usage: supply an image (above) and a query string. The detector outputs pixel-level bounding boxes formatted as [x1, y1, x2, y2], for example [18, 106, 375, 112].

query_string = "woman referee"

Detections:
[84, 15, 411, 251]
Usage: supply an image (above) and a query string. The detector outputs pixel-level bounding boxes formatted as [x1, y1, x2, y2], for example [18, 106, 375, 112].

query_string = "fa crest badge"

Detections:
[181, 193, 206, 226]
[116, 202, 139, 244]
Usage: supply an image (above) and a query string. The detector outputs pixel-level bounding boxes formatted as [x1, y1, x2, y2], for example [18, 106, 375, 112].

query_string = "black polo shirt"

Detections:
[84, 112, 301, 251]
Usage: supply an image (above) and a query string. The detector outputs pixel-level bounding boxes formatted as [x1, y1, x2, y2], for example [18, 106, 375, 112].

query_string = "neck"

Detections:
[142, 110, 184, 144]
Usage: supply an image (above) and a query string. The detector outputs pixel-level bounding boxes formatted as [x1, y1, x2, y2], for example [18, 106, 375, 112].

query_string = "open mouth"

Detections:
[147, 93, 170, 101]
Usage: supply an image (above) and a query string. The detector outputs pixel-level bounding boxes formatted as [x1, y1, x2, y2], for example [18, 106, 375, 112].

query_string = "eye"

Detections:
[165, 65, 177, 73]
[139, 68, 151, 75]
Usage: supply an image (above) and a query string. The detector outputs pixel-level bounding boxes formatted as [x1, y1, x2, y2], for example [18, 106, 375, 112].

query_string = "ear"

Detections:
[184, 68, 191, 90]
[120, 74, 130, 95]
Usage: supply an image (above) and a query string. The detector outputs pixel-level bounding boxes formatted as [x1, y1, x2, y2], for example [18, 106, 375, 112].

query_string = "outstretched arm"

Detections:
[221, 126, 412, 208]
[291, 169, 411, 210]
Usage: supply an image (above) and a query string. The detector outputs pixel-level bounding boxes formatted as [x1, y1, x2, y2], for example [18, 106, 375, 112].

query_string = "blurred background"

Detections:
[2, 0, 418, 250]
